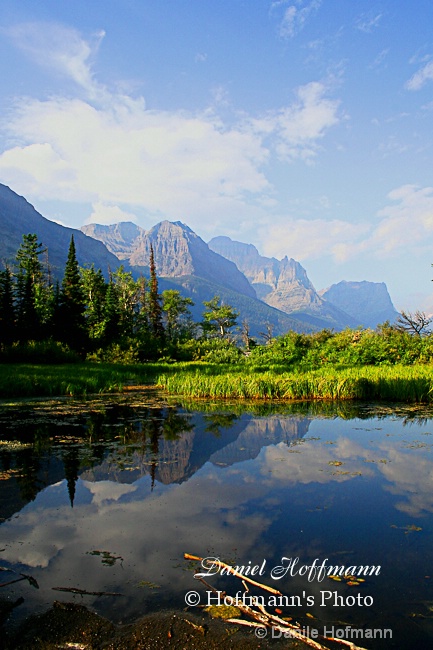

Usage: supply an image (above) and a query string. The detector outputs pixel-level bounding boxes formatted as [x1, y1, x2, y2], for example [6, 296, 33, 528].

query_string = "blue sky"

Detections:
[1, 1, 433, 311]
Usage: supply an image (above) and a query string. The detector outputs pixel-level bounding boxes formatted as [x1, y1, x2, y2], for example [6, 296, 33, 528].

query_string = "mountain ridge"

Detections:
[0, 183, 399, 334]
[0, 183, 122, 278]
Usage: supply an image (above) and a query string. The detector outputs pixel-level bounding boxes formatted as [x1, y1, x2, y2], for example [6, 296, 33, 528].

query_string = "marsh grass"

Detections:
[1, 360, 432, 402]
[157, 364, 433, 403]
[0, 363, 171, 398]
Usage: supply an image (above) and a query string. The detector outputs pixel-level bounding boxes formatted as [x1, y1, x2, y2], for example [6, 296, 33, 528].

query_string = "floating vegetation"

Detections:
[137, 580, 160, 589]
[204, 604, 241, 619]
[391, 524, 423, 534]
[87, 550, 123, 566]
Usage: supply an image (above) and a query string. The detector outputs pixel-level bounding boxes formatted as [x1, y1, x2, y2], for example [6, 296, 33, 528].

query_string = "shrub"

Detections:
[0, 340, 81, 364]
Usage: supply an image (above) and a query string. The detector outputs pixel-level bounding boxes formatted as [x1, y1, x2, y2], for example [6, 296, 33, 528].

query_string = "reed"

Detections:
[157, 364, 433, 403]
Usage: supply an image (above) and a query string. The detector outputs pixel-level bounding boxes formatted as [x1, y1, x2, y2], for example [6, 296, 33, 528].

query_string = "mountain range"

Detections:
[0, 182, 399, 336]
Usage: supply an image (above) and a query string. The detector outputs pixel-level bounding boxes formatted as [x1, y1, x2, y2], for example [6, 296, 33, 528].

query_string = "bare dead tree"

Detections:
[396, 310, 432, 336]
[259, 322, 274, 344]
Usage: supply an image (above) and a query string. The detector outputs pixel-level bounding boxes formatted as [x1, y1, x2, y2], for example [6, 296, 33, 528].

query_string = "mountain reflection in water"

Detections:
[1, 396, 433, 650]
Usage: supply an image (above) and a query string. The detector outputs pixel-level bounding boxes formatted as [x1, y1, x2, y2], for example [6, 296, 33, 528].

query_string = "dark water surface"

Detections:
[1, 393, 433, 649]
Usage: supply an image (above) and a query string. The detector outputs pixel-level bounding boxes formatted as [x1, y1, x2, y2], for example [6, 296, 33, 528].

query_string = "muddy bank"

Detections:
[2, 601, 309, 649]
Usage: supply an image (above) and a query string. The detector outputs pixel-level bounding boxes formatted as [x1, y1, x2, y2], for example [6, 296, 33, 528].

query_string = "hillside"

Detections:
[0, 184, 121, 278]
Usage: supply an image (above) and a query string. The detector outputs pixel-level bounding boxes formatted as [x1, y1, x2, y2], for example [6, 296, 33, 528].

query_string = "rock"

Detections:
[319, 281, 400, 329]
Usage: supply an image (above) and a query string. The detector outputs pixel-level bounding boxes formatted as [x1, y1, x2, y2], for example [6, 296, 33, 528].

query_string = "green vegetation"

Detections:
[2, 232, 433, 403]
[157, 364, 433, 402]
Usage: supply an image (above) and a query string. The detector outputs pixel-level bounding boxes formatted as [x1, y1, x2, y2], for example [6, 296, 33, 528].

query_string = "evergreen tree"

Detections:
[14, 234, 47, 340]
[103, 280, 121, 343]
[148, 244, 164, 339]
[0, 267, 15, 346]
[58, 236, 87, 350]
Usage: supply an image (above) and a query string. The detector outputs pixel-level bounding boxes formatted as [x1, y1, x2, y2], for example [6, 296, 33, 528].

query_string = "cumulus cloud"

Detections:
[406, 60, 433, 90]
[0, 23, 342, 234]
[371, 184, 433, 252]
[249, 81, 340, 162]
[87, 202, 138, 225]
[259, 184, 433, 264]
[260, 216, 369, 261]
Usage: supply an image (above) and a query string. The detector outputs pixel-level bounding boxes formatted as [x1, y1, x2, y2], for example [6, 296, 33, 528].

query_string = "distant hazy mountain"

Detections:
[208, 235, 358, 330]
[319, 281, 400, 329]
[0, 183, 121, 278]
[82, 222, 143, 260]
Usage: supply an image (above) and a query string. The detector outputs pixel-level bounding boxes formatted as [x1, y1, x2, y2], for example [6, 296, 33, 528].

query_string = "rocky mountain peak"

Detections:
[319, 281, 400, 328]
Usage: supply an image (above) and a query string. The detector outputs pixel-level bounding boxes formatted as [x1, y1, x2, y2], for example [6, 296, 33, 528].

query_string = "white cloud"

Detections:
[273, 0, 322, 39]
[87, 202, 138, 225]
[0, 24, 341, 235]
[355, 12, 383, 33]
[406, 60, 433, 91]
[6, 22, 106, 99]
[249, 81, 340, 162]
[259, 184, 433, 264]
[260, 216, 369, 261]
[371, 184, 433, 253]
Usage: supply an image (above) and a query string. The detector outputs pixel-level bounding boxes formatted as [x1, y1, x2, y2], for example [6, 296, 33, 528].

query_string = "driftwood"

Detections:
[184, 553, 368, 650]
[52, 587, 123, 597]
[184, 553, 282, 596]
[0, 566, 39, 589]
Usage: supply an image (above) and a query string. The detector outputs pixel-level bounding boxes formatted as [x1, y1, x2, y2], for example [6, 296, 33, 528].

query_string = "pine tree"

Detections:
[0, 267, 15, 346]
[58, 236, 87, 350]
[148, 244, 164, 339]
[103, 280, 121, 343]
[14, 234, 46, 340]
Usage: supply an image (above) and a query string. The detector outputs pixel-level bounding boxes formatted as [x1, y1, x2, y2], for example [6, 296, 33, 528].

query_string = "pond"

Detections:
[1, 393, 433, 649]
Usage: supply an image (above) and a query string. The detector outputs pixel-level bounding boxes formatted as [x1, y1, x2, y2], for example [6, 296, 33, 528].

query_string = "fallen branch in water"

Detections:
[0, 566, 39, 589]
[184, 553, 282, 596]
[52, 587, 123, 597]
[184, 552, 368, 650]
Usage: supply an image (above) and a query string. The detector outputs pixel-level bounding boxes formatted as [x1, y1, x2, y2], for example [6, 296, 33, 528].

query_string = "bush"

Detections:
[174, 337, 243, 363]
[0, 340, 81, 364]
[87, 341, 141, 364]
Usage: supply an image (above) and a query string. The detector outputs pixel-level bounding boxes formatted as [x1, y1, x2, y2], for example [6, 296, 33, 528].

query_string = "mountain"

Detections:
[319, 281, 400, 329]
[83, 220, 256, 298]
[208, 235, 358, 330]
[82, 222, 143, 260]
[0, 183, 121, 278]
[82, 220, 311, 335]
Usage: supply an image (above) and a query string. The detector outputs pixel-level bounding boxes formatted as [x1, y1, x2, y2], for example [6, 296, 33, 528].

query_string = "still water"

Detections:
[1, 394, 433, 649]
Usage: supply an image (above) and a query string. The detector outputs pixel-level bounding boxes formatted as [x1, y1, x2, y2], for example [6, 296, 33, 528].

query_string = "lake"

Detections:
[1, 394, 433, 649]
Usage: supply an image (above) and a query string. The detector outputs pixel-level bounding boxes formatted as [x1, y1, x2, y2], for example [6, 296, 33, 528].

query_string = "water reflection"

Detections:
[1, 396, 433, 649]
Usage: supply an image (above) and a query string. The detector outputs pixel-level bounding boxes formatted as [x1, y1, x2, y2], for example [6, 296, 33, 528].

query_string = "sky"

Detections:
[1, 1, 433, 311]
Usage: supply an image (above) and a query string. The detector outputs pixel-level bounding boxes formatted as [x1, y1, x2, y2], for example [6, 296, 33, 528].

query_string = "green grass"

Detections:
[1, 361, 433, 402]
[156, 364, 433, 403]
[0, 362, 163, 398]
